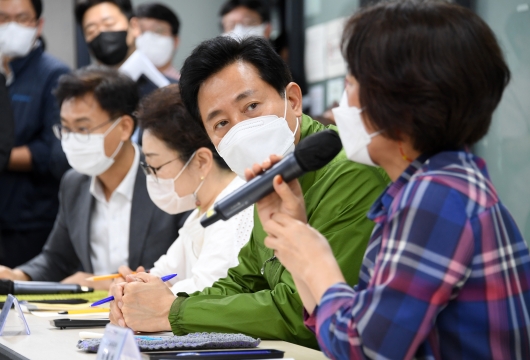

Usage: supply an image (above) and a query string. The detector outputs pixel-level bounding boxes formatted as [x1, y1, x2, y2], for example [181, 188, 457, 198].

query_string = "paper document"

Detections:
[119, 50, 170, 88]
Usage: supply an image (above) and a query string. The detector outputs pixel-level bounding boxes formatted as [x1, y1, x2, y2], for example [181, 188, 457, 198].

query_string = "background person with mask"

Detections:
[0, 67, 188, 290]
[75, 0, 176, 144]
[74, 0, 173, 98]
[0, 0, 70, 268]
[220, 0, 306, 98]
[135, 3, 180, 81]
[109, 84, 253, 309]
[221, 0, 271, 39]
[75, 0, 135, 68]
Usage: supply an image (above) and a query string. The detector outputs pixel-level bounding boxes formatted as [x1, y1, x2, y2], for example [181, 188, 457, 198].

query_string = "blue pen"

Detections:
[91, 273, 177, 307]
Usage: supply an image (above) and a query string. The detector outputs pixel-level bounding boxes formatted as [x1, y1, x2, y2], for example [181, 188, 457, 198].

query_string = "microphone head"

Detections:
[294, 129, 343, 172]
[0, 279, 14, 295]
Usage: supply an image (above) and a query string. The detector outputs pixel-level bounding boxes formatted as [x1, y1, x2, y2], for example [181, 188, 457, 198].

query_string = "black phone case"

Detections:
[141, 349, 284, 359]
[50, 318, 110, 329]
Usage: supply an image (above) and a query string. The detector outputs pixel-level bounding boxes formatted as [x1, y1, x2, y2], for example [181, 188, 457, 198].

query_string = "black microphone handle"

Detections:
[203, 154, 304, 226]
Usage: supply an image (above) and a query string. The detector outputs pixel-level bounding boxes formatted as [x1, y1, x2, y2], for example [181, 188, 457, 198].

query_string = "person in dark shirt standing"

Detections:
[0, 0, 70, 267]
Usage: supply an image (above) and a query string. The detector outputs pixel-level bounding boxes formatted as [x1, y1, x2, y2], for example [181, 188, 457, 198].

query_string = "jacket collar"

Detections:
[9, 41, 43, 78]
[367, 153, 431, 222]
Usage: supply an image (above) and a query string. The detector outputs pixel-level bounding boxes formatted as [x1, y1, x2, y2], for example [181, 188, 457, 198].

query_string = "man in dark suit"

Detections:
[0, 66, 188, 290]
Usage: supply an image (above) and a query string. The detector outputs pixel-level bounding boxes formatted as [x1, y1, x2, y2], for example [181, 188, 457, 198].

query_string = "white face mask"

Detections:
[332, 91, 381, 167]
[0, 22, 37, 58]
[146, 152, 205, 215]
[224, 23, 266, 40]
[135, 31, 174, 67]
[217, 94, 299, 178]
[61, 118, 124, 176]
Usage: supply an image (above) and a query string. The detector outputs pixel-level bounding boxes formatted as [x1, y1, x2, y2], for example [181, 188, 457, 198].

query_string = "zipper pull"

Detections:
[260, 255, 277, 275]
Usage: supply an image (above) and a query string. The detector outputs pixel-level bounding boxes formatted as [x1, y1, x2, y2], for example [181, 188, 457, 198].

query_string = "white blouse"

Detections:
[149, 176, 254, 294]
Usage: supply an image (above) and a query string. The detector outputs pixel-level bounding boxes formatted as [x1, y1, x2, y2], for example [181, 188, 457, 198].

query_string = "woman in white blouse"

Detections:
[117, 84, 253, 294]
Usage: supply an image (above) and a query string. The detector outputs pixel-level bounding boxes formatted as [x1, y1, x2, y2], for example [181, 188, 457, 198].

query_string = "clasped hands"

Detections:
[108, 266, 175, 332]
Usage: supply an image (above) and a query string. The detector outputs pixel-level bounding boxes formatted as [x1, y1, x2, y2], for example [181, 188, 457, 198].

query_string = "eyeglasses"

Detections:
[0, 14, 37, 27]
[52, 118, 118, 143]
[140, 158, 180, 182]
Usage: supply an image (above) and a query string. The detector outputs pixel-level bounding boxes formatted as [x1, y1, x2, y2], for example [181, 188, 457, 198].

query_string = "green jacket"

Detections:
[169, 115, 389, 349]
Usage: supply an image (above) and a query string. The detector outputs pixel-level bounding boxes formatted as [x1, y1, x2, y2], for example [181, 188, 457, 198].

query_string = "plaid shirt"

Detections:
[305, 150, 530, 359]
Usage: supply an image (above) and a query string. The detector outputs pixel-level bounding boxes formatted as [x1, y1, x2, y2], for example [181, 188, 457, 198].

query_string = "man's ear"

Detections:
[173, 36, 180, 50]
[36, 17, 44, 38]
[128, 17, 141, 38]
[120, 115, 135, 141]
[285, 82, 303, 118]
[264, 23, 272, 39]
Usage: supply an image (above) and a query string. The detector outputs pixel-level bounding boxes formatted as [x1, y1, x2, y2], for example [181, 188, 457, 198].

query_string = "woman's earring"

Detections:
[195, 176, 205, 207]
[399, 142, 413, 163]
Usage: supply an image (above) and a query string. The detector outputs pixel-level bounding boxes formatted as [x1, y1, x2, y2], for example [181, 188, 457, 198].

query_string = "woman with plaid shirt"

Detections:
[248, 1, 530, 359]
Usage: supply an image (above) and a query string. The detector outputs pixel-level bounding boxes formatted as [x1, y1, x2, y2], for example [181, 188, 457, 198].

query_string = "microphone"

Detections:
[200, 129, 342, 227]
[0, 279, 93, 295]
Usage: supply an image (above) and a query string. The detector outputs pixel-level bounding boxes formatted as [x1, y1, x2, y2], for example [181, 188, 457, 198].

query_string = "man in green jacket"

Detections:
[109, 36, 389, 350]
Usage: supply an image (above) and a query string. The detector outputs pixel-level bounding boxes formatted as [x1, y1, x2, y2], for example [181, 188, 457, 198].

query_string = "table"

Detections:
[0, 310, 328, 360]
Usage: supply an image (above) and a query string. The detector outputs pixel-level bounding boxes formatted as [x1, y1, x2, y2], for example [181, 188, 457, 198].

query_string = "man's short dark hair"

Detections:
[30, 0, 42, 19]
[135, 3, 180, 36]
[220, 0, 270, 23]
[54, 66, 139, 136]
[342, 0, 510, 154]
[179, 36, 292, 126]
[75, 0, 133, 25]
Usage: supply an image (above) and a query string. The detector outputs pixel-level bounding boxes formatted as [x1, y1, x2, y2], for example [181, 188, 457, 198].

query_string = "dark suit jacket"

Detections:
[18, 162, 190, 281]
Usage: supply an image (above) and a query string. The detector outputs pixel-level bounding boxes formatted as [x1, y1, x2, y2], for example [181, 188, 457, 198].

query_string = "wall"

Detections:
[473, 1, 530, 244]
[40, 0, 76, 69]
[131, 0, 226, 72]
[303, 0, 359, 116]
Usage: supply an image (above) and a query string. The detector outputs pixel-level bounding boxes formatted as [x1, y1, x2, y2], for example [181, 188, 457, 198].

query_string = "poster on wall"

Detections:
[304, 23, 327, 83]
[304, 17, 348, 84]
[326, 17, 348, 79]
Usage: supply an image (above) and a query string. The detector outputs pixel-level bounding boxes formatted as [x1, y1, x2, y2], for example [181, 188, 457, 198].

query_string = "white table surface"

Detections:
[0, 310, 328, 360]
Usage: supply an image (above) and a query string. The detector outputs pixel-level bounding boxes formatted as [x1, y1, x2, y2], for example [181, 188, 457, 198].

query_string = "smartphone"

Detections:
[50, 318, 110, 329]
[141, 349, 284, 359]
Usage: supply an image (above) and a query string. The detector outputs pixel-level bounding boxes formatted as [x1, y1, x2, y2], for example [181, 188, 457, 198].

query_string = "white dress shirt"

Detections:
[89, 143, 139, 275]
[149, 176, 254, 294]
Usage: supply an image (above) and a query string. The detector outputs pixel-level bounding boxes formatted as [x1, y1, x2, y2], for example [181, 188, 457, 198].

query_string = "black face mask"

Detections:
[88, 31, 128, 66]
